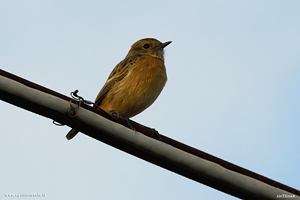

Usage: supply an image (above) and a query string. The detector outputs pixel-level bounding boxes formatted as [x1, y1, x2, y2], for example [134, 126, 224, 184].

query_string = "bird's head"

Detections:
[126, 38, 171, 60]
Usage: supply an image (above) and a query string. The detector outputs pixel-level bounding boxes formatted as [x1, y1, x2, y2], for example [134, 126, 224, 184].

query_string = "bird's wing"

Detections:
[94, 55, 140, 105]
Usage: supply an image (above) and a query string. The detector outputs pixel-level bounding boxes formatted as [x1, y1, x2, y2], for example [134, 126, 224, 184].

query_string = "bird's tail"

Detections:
[66, 129, 79, 140]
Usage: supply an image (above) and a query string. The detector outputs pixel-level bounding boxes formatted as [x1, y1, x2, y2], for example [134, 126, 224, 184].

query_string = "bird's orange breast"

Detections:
[99, 56, 167, 118]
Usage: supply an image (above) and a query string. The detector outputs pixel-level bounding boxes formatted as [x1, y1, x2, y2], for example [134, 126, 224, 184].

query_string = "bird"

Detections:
[66, 38, 171, 140]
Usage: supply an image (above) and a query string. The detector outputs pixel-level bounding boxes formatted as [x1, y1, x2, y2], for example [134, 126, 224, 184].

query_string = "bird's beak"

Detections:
[160, 41, 172, 49]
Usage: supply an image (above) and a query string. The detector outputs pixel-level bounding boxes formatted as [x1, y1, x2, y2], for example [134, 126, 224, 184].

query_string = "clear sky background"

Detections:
[1, 1, 299, 199]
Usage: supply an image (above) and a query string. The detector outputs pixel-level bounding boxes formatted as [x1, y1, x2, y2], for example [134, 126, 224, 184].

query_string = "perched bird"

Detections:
[66, 38, 171, 140]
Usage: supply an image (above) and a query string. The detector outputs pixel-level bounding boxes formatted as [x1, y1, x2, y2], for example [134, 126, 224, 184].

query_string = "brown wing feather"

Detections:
[94, 55, 140, 105]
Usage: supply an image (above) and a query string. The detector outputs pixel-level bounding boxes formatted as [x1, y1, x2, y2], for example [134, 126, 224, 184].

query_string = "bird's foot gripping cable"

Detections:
[109, 110, 136, 131]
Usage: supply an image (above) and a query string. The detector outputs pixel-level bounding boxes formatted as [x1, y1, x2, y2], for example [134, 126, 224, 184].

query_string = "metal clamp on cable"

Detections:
[68, 90, 98, 118]
[53, 90, 84, 126]
[67, 90, 82, 117]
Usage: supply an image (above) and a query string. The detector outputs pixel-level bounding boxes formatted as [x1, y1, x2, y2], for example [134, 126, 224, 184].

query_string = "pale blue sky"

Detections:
[1, 1, 299, 199]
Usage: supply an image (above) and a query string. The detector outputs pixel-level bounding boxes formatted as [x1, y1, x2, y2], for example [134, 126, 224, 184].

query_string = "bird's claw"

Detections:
[109, 110, 135, 131]
[151, 129, 163, 142]
[109, 110, 120, 119]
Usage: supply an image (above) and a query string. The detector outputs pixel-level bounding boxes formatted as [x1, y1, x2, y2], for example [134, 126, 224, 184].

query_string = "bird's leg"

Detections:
[109, 110, 120, 119]
[108, 111, 161, 141]
[151, 128, 163, 142]
[109, 110, 135, 131]
[127, 119, 136, 131]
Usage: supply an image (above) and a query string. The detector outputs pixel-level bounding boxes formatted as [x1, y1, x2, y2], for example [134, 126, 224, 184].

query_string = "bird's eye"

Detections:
[143, 44, 150, 49]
